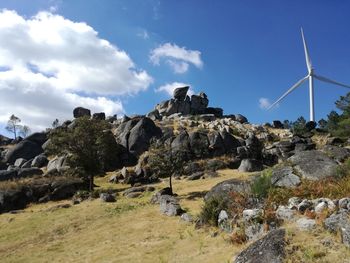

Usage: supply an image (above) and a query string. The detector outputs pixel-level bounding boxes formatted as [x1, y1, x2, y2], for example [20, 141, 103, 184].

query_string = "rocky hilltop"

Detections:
[1, 86, 350, 262]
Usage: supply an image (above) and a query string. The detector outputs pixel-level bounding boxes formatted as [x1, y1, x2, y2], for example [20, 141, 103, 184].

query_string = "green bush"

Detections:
[199, 196, 228, 226]
[251, 169, 272, 198]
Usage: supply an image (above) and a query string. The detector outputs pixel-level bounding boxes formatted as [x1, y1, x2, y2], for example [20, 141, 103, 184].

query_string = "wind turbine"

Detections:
[269, 28, 350, 121]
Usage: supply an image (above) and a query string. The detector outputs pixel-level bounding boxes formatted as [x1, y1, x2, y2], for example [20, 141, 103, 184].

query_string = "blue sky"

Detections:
[0, 0, 350, 136]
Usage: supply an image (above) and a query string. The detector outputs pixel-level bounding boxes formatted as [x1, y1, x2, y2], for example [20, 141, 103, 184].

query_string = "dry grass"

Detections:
[284, 223, 350, 263]
[0, 169, 250, 263]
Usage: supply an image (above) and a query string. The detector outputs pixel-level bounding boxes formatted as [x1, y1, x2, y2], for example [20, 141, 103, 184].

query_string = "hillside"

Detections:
[1, 87, 350, 262]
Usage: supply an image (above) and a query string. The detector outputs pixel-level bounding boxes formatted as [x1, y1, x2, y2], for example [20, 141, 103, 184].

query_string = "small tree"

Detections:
[291, 116, 307, 135]
[5, 114, 22, 139]
[47, 116, 121, 191]
[52, 119, 60, 128]
[148, 142, 188, 195]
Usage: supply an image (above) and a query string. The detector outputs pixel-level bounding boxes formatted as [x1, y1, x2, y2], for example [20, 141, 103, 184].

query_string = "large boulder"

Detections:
[271, 166, 301, 188]
[25, 132, 47, 146]
[128, 117, 162, 157]
[171, 130, 191, 153]
[0, 188, 30, 213]
[173, 86, 189, 101]
[204, 178, 251, 201]
[233, 229, 286, 263]
[47, 156, 68, 173]
[235, 114, 248, 124]
[31, 154, 48, 168]
[73, 107, 91, 118]
[0, 170, 18, 181]
[17, 168, 43, 178]
[4, 140, 43, 164]
[190, 92, 209, 114]
[220, 130, 241, 153]
[188, 131, 209, 158]
[288, 150, 338, 180]
[238, 159, 263, 172]
[321, 145, 350, 163]
[92, 112, 106, 120]
[159, 195, 183, 216]
[208, 131, 225, 156]
[205, 107, 223, 118]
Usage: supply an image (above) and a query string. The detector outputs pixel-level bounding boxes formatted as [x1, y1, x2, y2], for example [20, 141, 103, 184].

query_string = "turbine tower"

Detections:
[269, 28, 350, 122]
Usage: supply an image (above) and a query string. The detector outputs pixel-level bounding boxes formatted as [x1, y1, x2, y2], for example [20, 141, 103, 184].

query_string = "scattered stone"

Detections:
[159, 195, 183, 216]
[340, 224, 350, 248]
[100, 193, 116, 202]
[180, 213, 193, 223]
[14, 158, 27, 167]
[339, 198, 350, 209]
[242, 209, 263, 222]
[245, 223, 265, 241]
[233, 229, 285, 263]
[297, 199, 313, 213]
[324, 211, 349, 233]
[150, 187, 173, 204]
[187, 172, 204, 180]
[297, 218, 316, 231]
[218, 210, 232, 233]
[288, 197, 302, 209]
[126, 192, 142, 198]
[276, 206, 295, 221]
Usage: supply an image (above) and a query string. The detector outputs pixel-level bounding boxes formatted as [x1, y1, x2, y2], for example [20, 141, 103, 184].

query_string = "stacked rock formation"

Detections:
[149, 86, 223, 119]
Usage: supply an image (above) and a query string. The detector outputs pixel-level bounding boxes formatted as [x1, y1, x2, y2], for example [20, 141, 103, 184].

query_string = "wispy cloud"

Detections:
[259, 97, 273, 110]
[150, 43, 203, 74]
[156, 82, 195, 97]
[137, 29, 149, 40]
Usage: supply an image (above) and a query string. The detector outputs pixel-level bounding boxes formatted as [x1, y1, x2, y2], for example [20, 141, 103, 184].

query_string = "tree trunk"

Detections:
[89, 174, 94, 192]
[169, 174, 173, 195]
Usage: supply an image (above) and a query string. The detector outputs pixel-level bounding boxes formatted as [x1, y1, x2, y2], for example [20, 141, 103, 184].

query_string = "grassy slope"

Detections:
[0, 170, 249, 263]
[1, 169, 350, 263]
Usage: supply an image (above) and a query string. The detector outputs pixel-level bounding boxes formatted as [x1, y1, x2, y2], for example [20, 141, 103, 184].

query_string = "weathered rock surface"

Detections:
[204, 178, 251, 201]
[73, 107, 91, 118]
[238, 159, 263, 172]
[233, 228, 285, 263]
[288, 150, 338, 180]
[159, 195, 183, 216]
[4, 140, 43, 164]
[271, 166, 301, 188]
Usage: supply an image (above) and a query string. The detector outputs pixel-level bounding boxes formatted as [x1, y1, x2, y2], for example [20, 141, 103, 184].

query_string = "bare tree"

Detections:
[5, 114, 22, 139]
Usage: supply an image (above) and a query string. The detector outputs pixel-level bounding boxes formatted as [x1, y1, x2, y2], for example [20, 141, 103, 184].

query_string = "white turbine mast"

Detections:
[269, 28, 350, 122]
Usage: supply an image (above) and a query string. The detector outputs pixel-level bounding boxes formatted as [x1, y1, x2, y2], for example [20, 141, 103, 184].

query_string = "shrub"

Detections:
[251, 169, 272, 198]
[335, 158, 350, 178]
[199, 196, 228, 226]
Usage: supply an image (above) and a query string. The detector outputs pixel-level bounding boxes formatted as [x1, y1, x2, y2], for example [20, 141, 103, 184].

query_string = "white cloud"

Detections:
[0, 10, 152, 131]
[259, 97, 272, 110]
[150, 43, 203, 74]
[156, 82, 195, 98]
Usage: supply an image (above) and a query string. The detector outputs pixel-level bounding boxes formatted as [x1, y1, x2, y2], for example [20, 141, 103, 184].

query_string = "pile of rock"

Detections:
[148, 86, 224, 119]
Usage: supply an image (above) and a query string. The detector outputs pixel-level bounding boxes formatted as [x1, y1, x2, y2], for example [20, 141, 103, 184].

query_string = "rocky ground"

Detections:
[1, 86, 350, 262]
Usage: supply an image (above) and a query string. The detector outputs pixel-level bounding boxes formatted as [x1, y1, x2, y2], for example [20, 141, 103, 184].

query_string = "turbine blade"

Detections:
[314, 74, 350, 89]
[268, 76, 309, 109]
[301, 28, 312, 73]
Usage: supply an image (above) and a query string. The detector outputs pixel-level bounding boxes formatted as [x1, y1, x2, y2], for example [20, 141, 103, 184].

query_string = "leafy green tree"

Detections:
[47, 116, 121, 191]
[291, 116, 307, 135]
[318, 118, 328, 130]
[335, 92, 350, 117]
[147, 142, 187, 195]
